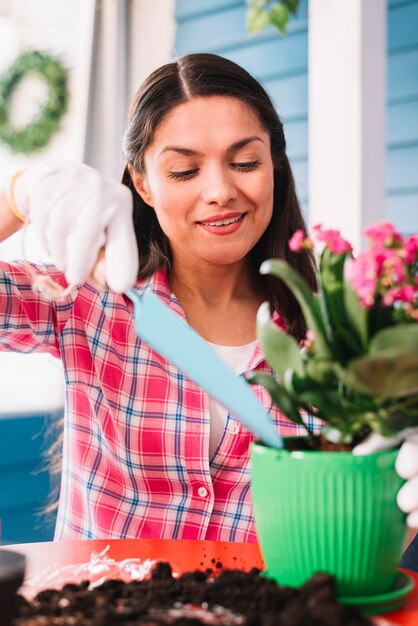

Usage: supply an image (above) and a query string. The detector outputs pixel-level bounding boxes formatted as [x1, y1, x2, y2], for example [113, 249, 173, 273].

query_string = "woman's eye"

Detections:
[232, 160, 261, 171]
[168, 169, 199, 180]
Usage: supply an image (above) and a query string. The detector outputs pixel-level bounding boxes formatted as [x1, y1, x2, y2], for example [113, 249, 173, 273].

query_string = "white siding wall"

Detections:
[0, 0, 95, 413]
[0, 0, 176, 414]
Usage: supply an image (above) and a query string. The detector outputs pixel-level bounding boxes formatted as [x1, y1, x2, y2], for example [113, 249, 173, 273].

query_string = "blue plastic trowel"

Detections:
[126, 288, 283, 449]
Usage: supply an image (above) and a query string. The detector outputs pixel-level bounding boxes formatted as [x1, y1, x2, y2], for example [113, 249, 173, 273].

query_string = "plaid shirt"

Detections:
[0, 261, 313, 543]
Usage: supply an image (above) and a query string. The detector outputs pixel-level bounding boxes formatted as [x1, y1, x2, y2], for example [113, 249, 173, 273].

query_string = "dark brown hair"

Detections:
[122, 53, 316, 339]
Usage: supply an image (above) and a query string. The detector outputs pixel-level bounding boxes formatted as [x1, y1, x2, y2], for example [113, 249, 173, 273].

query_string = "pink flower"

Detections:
[404, 235, 418, 264]
[312, 224, 352, 254]
[359, 247, 406, 283]
[289, 230, 305, 251]
[301, 329, 315, 351]
[363, 222, 403, 248]
[381, 249, 406, 285]
[345, 253, 378, 308]
[289, 230, 313, 252]
[383, 285, 416, 306]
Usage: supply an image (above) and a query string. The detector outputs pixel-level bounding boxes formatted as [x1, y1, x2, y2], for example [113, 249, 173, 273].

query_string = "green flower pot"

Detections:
[250, 440, 407, 597]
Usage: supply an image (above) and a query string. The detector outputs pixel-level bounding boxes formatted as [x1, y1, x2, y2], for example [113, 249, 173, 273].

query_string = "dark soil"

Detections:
[12, 561, 371, 626]
[284, 433, 368, 453]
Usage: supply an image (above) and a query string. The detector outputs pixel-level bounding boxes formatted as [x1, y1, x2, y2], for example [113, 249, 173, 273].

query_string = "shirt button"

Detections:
[229, 424, 240, 435]
[198, 486, 208, 498]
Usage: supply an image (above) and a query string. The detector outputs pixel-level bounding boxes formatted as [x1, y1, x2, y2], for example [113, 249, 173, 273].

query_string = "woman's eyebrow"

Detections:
[159, 136, 264, 157]
[228, 136, 264, 152]
[160, 146, 202, 157]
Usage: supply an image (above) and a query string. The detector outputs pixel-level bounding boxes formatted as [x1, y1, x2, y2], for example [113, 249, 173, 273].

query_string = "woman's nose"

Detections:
[200, 166, 238, 206]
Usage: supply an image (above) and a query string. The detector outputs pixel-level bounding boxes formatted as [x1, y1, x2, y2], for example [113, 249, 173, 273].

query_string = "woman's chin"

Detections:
[198, 250, 250, 267]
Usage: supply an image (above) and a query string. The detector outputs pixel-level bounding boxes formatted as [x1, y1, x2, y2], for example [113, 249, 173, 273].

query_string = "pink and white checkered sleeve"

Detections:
[0, 260, 74, 358]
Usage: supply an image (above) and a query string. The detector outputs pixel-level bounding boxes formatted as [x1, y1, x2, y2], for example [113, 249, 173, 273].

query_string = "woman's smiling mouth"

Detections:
[197, 212, 247, 234]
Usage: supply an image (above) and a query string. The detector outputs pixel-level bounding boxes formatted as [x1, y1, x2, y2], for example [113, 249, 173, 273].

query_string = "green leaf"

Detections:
[260, 259, 331, 358]
[375, 400, 418, 434]
[246, 0, 268, 8]
[319, 249, 362, 358]
[284, 371, 320, 395]
[256, 301, 304, 381]
[282, 0, 300, 13]
[344, 349, 418, 400]
[246, 6, 270, 35]
[344, 277, 368, 349]
[247, 371, 304, 425]
[368, 296, 395, 336]
[320, 249, 345, 316]
[297, 391, 347, 422]
[305, 356, 336, 385]
[318, 249, 343, 350]
[369, 324, 418, 354]
[268, 4, 289, 34]
[298, 390, 368, 434]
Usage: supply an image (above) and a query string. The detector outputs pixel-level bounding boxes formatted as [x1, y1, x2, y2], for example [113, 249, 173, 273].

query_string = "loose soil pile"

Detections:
[12, 561, 371, 626]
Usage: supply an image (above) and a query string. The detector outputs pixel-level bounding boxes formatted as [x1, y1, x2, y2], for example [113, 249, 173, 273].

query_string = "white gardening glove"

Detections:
[353, 428, 418, 528]
[13, 159, 139, 292]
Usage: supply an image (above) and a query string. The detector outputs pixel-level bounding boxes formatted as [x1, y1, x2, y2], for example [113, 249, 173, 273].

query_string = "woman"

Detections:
[1, 53, 417, 543]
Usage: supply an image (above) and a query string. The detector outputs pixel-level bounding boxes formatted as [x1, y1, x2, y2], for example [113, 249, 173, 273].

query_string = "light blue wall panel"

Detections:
[387, 0, 418, 231]
[386, 193, 418, 234]
[291, 160, 308, 205]
[284, 119, 308, 160]
[175, 0, 241, 21]
[387, 100, 418, 145]
[264, 74, 307, 121]
[223, 32, 308, 81]
[388, 50, 418, 102]
[387, 146, 418, 191]
[176, 4, 307, 55]
[175, 5, 248, 53]
[176, 0, 308, 49]
[389, 0, 418, 6]
[388, 2, 418, 50]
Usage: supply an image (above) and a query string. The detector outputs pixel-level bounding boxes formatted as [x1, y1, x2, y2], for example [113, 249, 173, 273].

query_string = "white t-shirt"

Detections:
[206, 340, 257, 458]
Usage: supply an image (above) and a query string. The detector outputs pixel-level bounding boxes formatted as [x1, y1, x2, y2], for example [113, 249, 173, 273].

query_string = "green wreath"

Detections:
[0, 50, 68, 154]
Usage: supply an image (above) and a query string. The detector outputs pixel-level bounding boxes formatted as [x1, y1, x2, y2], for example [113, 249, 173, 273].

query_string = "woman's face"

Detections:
[131, 96, 274, 268]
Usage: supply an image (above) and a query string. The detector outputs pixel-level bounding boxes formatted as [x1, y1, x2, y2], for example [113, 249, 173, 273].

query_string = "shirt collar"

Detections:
[127, 266, 186, 320]
[127, 266, 286, 370]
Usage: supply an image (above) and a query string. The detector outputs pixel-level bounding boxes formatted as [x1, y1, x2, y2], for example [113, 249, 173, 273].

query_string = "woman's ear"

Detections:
[129, 167, 153, 207]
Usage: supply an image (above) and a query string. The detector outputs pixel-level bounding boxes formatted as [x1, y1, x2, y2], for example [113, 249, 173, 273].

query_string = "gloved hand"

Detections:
[13, 159, 139, 292]
[353, 428, 418, 528]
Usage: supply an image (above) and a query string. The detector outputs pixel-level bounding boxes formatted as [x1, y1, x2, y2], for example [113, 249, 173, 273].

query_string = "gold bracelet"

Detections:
[7, 170, 28, 223]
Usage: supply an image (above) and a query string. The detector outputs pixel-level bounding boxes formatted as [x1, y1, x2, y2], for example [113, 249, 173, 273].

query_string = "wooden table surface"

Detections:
[6, 538, 418, 625]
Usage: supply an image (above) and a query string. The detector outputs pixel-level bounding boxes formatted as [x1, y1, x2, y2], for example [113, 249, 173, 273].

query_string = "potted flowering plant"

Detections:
[249, 222, 418, 610]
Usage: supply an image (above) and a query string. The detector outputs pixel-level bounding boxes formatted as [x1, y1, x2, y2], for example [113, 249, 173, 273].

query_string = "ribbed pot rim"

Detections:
[251, 439, 399, 462]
